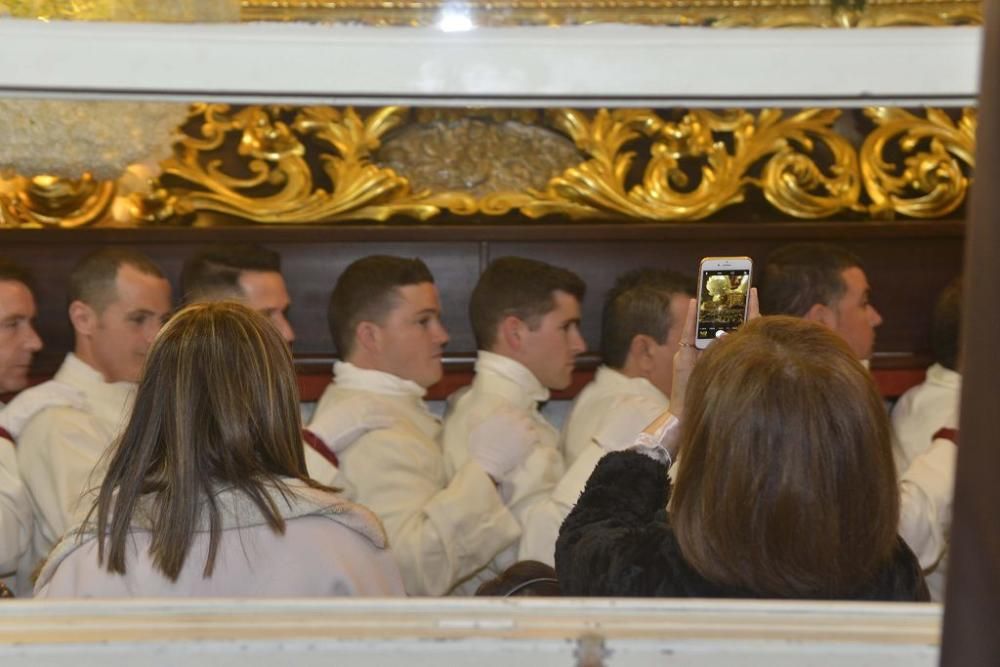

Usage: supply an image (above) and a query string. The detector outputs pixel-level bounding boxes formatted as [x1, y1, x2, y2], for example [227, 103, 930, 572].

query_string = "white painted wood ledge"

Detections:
[0, 598, 940, 666]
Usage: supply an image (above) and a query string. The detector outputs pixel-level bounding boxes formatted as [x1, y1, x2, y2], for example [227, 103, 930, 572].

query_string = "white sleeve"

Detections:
[0, 439, 32, 576]
[898, 437, 957, 570]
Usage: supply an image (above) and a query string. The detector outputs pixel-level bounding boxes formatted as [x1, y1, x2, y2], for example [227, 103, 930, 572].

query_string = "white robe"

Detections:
[440, 351, 565, 592]
[14, 353, 135, 594]
[520, 366, 668, 566]
[891, 363, 961, 472]
[308, 362, 521, 596]
[0, 402, 32, 577]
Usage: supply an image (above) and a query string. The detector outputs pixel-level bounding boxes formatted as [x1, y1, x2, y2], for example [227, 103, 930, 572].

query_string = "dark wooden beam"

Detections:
[940, 2, 1000, 664]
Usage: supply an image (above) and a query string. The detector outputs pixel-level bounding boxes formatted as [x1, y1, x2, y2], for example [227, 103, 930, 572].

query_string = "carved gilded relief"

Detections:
[0, 105, 978, 228]
[240, 0, 983, 29]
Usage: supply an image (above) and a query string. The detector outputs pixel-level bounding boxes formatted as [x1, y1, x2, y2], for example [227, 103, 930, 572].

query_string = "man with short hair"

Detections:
[15, 248, 171, 590]
[440, 257, 586, 590]
[759, 242, 953, 601]
[181, 243, 295, 344]
[519, 268, 693, 565]
[562, 268, 694, 466]
[759, 242, 883, 361]
[305, 256, 532, 596]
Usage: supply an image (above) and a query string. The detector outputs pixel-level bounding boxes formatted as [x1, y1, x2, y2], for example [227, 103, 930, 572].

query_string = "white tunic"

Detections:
[308, 362, 521, 596]
[519, 366, 668, 566]
[891, 363, 961, 472]
[561, 365, 669, 466]
[35, 480, 404, 598]
[0, 402, 32, 577]
[14, 353, 135, 593]
[440, 351, 565, 592]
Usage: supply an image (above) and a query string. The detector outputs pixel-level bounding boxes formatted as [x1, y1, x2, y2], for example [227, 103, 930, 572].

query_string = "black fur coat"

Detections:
[555, 451, 929, 601]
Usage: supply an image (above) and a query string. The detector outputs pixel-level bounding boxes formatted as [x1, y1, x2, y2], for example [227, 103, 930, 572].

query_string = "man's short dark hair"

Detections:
[470, 257, 586, 350]
[601, 268, 694, 369]
[931, 277, 962, 371]
[68, 248, 165, 312]
[759, 243, 863, 317]
[328, 255, 435, 357]
[181, 244, 281, 303]
[0, 257, 35, 293]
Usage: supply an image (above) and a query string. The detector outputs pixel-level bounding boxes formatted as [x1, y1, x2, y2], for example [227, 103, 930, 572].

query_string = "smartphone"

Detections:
[695, 256, 753, 349]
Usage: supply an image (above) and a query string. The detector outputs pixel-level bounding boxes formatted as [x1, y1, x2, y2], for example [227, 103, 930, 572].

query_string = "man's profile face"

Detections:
[371, 282, 449, 388]
[238, 270, 295, 344]
[89, 265, 172, 383]
[646, 292, 691, 398]
[829, 266, 883, 361]
[517, 290, 586, 391]
[0, 280, 42, 394]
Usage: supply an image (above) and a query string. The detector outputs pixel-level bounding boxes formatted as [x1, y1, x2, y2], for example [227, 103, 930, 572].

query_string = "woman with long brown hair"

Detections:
[556, 307, 927, 600]
[35, 302, 403, 597]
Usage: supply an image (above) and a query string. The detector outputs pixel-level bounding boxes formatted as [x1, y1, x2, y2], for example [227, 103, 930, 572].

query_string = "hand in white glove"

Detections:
[468, 407, 536, 483]
[0, 381, 85, 440]
[592, 394, 667, 453]
[306, 397, 394, 455]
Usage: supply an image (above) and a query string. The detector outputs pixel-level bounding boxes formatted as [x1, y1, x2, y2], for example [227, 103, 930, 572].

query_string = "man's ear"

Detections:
[803, 302, 837, 329]
[628, 334, 655, 369]
[68, 300, 97, 336]
[498, 315, 525, 353]
[355, 321, 381, 354]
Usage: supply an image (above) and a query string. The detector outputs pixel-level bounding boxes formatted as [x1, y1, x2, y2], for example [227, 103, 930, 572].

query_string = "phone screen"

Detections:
[697, 268, 751, 342]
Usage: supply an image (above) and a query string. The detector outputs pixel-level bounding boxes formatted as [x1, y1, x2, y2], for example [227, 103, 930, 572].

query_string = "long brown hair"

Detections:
[671, 316, 899, 598]
[92, 301, 320, 581]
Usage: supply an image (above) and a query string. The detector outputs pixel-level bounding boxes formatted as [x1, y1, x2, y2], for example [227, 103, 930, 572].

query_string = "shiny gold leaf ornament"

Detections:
[860, 107, 976, 218]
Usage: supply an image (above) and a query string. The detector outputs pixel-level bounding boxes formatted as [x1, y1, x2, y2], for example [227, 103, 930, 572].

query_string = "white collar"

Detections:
[475, 350, 550, 404]
[55, 352, 136, 427]
[594, 365, 669, 403]
[925, 363, 962, 389]
[333, 361, 427, 398]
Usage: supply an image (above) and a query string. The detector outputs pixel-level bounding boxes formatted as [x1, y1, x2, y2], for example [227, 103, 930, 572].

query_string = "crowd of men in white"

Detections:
[0, 243, 957, 599]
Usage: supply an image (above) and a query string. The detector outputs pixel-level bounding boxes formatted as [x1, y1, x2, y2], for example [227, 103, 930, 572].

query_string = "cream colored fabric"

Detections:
[0, 402, 32, 577]
[440, 351, 565, 593]
[899, 437, 957, 602]
[308, 362, 521, 596]
[35, 480, 403, 598]
[14, 353, 135, 594]
[891, 363, 960, 473]
[560, 366, 668, 467]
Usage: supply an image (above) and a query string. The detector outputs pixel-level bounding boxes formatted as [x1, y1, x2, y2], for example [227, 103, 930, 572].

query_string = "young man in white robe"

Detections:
[519, 268, 693, 566]
[14, 249, 172, 592]
[305, 256, 534, 596]
[440, 257, 586, 591]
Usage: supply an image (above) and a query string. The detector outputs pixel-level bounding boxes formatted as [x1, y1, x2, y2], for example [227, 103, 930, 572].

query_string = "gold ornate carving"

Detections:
[0, 105, 977, 227]
[860, 107, 976, 219]
[0, 174, 115, 228]
[241, 0, 982, 28]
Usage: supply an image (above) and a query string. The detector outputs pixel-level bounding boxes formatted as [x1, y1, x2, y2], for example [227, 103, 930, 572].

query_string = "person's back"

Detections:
[36, 302, 403, 598]
[557, 316, 927, 602]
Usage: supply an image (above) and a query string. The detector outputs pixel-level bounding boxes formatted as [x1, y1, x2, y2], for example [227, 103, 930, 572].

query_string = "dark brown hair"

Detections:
[759, 243, 862, 317]
[327, 255, 434, 358]
[601, 268, 693, 369]
[470, 257, 586, 350]
[68, 248, 165, 312]
[180, 244, 281, 303]
[931, 277, 962, 371]
[91, 302, 324, 581]
[0, 257, 34, 293]
[670, 316, 899, 598]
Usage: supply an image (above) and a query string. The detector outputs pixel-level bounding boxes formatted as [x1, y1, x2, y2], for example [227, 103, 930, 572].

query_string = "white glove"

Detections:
[592, 394, 667, 453]
[467, 407, 536, 482]
[306, 397, 394, 455]
[0, 381, 85, 440]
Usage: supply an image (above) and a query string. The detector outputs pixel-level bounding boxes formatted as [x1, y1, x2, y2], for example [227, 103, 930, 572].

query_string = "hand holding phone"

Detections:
[695, 256, 753, 350]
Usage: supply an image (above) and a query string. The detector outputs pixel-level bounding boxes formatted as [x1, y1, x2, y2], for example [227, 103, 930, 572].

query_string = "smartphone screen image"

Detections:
[695, 257, 753, 349]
